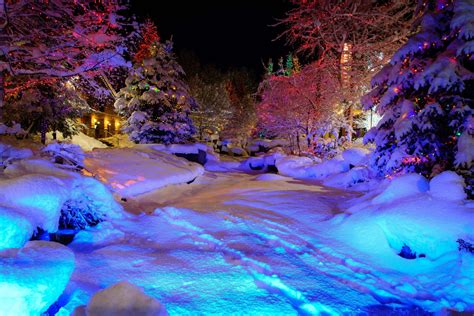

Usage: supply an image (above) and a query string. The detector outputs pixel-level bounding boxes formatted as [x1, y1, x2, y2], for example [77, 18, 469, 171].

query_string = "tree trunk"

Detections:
[41, 131, 46, 145]
[40, 120, 47, 145]
[0, 71, 4, 117]
[347, 104, 353, 143]
[296, 131, 301, 155]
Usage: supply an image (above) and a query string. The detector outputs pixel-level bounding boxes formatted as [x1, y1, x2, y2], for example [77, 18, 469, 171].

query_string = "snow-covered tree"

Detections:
[279, 0, 419, 140]
[115, 21, 196, 144]
[221, 69, 257, 144]
[4, 79, 89, 144]
[188, 67, 233, 140]
[0, 0, 134, 111]
[363, 0, 474, 191]
[257, 61, 345, 156]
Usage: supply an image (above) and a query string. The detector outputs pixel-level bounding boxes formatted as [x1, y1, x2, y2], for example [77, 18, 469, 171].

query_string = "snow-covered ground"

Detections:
[1, 141, 473, 315]
[60, 170, 473, 314]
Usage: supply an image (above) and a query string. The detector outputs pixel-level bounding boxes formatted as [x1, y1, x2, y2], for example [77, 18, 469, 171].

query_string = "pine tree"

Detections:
[363, 0, 473, 189]
[285, 54, 294, 76]
[115, 21, 196, 144]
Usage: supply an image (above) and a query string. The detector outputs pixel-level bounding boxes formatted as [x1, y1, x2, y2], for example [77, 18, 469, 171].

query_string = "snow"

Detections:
[372, 173, 429, 204]
[0, 123, 24, 136]
[0, 143, 33, 168]
[341, 147, 371, 166]
[46, 132, 108, 152]
[0, 206, 33, 250]
[430, 171, 467, 201]
[0, 174, 68, 232]
[83, 281, 168, 316]
[1, 141, 472, 314]
[0, 241, 75, 316]
[0, 158, 122, 249]
[328, 179, 474, 311]
[274, 155, 315, 178]
[55, 169, 474, 314]
[85, 147, 204, 197]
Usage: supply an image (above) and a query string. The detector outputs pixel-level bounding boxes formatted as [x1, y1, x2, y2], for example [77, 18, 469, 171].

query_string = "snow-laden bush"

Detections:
[43, 142, 85, 170]
[0, 143, 33, 168]
[0, 123, 25, 136]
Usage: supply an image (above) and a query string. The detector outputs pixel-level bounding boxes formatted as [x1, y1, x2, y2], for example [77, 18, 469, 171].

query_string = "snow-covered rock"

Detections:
[84, 281, 168, 316]
[430, 171, 467, 202]
[372, 173, 429, 204]
[0, 174, 68, 232]
[0, 241, 75, 316]
[0, 159, 123, 246]
[305, 156, 350, 179]
[231, 147, 248, 157]
[341, 147, 371, 166]
[0, 206, 33, 250]
[275, 155, 314, 178]
[85, 148, 204, 197]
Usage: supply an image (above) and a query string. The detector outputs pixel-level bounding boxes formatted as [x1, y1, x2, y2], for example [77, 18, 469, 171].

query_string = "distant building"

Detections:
[80, 105, 122, 139]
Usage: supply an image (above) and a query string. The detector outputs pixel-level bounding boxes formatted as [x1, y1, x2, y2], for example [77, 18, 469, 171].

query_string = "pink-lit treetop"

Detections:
[257, 61, 345, 154]
[0, 0, 134, 108]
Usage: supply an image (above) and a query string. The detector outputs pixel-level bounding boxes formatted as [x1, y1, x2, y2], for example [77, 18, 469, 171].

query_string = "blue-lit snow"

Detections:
[0, 241, 75, 316]
[56, 170, 473, 315]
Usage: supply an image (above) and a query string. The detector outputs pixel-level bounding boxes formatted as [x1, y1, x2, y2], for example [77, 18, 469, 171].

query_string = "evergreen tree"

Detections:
[363, 0, 473, 190]
[115, 21, 196, 144]
[285, 54, 294, 76]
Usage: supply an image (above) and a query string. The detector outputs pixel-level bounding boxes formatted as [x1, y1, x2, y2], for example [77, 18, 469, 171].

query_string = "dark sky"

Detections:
[130, 0, 291, 74]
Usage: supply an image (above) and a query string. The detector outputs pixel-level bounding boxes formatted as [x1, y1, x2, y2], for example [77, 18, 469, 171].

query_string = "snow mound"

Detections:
[323, 166, 372, 188]
[0, 241, 75, 316]
[0, 159, 123, 246]
[334, 194, 474, 261]
[305, 156, 350, 179]
[342, 147, 371, 166]
[372, 173, 429, 204]
[71, 222, 125, 248]
[430, 171, 467, 202]
[85, 281, 168, 316]
[0, 206, 33, 250]
[46, 132, 108, 152]
[275, 155, 315, 178]
[0, 123, 24, 136]
[85, 148, 204, 197]
[0, 143, 33, 167]
[0, 174, 68, 232]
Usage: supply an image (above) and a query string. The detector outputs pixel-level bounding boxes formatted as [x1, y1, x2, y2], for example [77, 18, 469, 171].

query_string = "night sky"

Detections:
[130, 0, 291, 74]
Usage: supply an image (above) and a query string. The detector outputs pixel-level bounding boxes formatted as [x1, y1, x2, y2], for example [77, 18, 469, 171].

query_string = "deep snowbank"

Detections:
[0, 241, 75, 316]
[327, 173, 474, 311]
